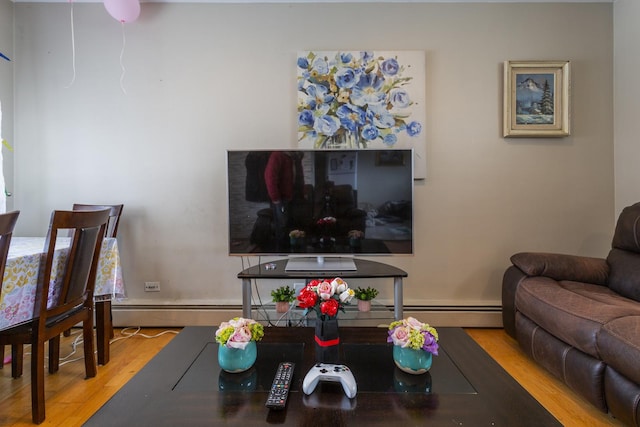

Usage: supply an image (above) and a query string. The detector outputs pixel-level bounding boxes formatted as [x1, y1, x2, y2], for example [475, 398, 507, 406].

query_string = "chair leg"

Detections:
[83, 320, 97, 378]
[110, 310, 115, 340]
[48, 336, 60, 374]
[31, 339, 46, 424]
[11, 344, 24, 378]
[96, 300, 112, 365]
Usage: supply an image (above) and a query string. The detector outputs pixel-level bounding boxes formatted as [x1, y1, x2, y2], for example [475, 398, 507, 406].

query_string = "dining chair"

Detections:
[0, 211, 20, 371]
[0, 209, 109, 424]
[71, 203, 124, 238]
[65, 204, 124, 363]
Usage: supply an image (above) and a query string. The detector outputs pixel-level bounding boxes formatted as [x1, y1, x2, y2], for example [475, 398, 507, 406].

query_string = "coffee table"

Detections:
[85, 326, 560, 426]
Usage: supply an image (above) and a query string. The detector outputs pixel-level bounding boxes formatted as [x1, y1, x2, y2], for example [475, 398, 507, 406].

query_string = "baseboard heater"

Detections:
[111, 304, 503, 328]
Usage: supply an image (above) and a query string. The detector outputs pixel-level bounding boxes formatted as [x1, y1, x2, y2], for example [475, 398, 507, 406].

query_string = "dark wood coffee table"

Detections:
[86, 326, 559, 426]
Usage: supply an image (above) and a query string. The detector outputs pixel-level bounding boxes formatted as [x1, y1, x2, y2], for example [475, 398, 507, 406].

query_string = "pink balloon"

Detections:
[104, 0, 140, 23]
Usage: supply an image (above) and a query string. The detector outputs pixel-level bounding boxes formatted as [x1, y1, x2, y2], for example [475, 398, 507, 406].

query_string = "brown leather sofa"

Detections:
[502, 202, 640, 426]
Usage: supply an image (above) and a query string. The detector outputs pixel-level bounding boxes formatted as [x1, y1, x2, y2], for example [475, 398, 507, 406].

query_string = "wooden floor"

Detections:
[0, 327, 625, 426]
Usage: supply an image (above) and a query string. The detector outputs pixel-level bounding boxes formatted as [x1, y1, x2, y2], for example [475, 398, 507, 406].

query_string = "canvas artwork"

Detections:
[503, 60, 570, 137]
[297, 50, 426, 178]
[515, 73, 555, 125]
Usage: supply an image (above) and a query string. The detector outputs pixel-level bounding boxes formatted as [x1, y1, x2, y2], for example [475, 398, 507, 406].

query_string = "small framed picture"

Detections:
[503, 60, 570, 137]
[376, 150, 405, 166]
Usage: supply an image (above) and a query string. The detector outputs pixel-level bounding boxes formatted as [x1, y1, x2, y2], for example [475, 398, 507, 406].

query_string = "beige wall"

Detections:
[614, 0, 640, 214]
[0, 0, 14, 211]
[12, 3, 614, 325]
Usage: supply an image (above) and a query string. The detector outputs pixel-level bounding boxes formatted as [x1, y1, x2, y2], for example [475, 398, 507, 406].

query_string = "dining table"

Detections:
[0, 236, 126, 365]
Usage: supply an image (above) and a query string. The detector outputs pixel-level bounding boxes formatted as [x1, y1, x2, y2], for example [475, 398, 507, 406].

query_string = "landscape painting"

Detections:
[503, 61, 570, 137]
[515, 73, 555, 125]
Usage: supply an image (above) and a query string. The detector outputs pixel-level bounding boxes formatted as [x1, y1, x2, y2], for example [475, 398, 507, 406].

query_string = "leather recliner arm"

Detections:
[510, 252, 609, 285]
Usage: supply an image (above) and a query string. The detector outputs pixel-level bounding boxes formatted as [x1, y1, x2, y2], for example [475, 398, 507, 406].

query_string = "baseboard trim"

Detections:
[112, 304, 503, 328]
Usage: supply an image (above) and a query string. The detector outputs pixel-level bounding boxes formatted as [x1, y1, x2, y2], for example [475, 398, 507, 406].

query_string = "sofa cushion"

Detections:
[515, 277, 640, 358]
[611, 202, 640, 254]
[607, 202, 640, 302]
[597, 316, 640, 385]
[607, 249, 640, 302]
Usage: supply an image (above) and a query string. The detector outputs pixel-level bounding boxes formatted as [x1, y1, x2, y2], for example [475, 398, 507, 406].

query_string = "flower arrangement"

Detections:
[297, 51, 423, 149]
[289, 229, 306, 238]
[271, 285, 296, 303]
[316, 216, 336, 227]
[215, 317, 264, 350]
[348, 230, 364, 239]
[353, 286, 379, 301]
[387, 317, 439, 355]
[297, 277, 355, 321]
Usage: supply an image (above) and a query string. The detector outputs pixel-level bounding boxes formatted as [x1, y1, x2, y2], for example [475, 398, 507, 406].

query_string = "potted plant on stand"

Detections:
[271, 285, 296, 313]
[354, 286, 379, 312]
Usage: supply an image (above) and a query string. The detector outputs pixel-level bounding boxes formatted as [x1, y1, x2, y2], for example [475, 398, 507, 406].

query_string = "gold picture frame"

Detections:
[503, 60, 570, 137]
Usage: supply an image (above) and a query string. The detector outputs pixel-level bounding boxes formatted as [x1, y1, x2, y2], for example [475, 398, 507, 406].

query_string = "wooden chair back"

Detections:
[36, 209, 109, 323]
[9, 208, 109, 423]
[0, 211, 20, 371]
[71, 204, 124, 238]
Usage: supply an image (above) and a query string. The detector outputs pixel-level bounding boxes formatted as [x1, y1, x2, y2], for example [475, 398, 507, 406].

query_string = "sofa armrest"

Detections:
[510, 252, 609, 285]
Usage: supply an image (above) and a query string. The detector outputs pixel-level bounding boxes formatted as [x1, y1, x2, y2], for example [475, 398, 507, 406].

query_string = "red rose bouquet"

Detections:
[297, 277, 355, 321]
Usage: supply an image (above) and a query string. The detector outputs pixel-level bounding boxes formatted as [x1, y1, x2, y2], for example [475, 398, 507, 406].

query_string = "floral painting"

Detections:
[297, 51, 426, 178]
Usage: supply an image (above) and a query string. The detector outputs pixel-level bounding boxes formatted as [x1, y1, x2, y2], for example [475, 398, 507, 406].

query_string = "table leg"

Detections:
[393, 276, 403, 320]
[242, 278, 252, 318]
[96, 300, 111, 365]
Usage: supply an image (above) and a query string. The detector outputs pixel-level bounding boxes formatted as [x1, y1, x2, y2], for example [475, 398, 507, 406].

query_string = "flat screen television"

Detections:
[227, 149, 413, 270]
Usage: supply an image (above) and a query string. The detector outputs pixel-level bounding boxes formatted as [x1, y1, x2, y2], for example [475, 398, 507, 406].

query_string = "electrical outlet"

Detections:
[294, 282, 305, 296]
[144, 281, 161, 292]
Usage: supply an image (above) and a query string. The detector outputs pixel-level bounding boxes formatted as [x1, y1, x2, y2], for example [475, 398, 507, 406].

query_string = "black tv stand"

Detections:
[285, 256, 357, 272]
[238, 258, 408, 320]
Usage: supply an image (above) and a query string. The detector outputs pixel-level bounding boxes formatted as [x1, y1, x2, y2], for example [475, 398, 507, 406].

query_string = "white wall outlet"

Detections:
[144, 281, 161, 292]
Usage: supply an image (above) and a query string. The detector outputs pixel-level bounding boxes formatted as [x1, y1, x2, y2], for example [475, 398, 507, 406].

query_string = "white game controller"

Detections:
[302, 363, 357, 398]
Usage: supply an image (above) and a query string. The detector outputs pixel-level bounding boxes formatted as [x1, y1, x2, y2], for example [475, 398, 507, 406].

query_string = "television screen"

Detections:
[227, 149, 413, 260]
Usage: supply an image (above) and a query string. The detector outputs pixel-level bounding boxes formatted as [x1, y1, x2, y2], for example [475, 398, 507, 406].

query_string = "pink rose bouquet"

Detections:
[388, 317, 439, 355]
[297, 277, 355, 321]
[215, 317, 264, 349]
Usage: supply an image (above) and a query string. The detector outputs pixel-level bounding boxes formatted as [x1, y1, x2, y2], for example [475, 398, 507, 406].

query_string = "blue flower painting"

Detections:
[297, 51, 426, 177]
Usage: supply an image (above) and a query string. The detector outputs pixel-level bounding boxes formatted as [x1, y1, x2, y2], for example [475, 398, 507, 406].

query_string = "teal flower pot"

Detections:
[218, 341, 257, 373]
[393, 345, 433, 375]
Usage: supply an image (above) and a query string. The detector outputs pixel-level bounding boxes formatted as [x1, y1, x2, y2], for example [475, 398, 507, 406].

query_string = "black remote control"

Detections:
[265, 362, 295, 410]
